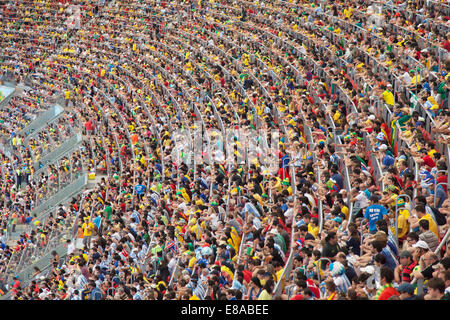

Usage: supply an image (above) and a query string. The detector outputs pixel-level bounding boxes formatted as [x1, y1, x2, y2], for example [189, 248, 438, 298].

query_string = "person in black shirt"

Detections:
[322, 231, 340, 261]
[298, 224, 315, 249]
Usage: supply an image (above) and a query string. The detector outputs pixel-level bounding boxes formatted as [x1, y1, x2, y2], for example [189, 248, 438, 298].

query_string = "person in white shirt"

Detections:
[66, 239, 75, 256]
[399, 69, 412, 86]
[350, 188, 369, 217]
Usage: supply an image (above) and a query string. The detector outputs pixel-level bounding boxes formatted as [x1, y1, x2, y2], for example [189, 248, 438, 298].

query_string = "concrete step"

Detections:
[6, 224, 28, 246]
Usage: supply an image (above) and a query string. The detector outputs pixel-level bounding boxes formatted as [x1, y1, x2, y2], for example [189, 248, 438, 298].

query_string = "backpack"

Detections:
[430, 206, 447, 226]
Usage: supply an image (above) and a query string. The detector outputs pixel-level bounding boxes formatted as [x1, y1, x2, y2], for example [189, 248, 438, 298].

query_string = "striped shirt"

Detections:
[333, 274, 351, 294]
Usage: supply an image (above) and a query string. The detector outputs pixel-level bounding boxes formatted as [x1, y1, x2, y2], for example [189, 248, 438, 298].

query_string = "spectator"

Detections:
[374, 266, 399, 300]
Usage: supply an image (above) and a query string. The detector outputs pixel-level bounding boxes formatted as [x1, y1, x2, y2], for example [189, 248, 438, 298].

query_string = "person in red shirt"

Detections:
[436, 170, 448, 193]
[442, 38, 450, 52]
[376, 266, 399, 300]
[394, 250, 417, 284]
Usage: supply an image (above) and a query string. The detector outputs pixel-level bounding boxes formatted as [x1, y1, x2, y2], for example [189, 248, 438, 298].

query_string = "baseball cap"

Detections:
[432, 257, 450, 270]
[379, 144, 388, 151]
[397, 283, 415, 295]
[412, 240, 430, 250]
[332, 217, 342, 224]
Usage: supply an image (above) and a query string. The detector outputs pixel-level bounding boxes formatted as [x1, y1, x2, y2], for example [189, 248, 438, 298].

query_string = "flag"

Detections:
[296, 238, 303, 250]
[166, 240, 178, 253]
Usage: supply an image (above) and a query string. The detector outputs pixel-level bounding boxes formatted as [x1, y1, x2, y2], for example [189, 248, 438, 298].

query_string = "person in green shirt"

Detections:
[104, 202, 112, 221]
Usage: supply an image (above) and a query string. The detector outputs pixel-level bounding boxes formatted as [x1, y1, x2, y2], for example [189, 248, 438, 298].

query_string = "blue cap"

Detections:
[397, 283, 414, 295]
[333, 217, 342, 224]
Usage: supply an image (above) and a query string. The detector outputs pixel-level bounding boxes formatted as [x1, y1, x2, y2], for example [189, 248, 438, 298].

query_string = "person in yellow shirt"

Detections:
[382, 84, 395, 106]
[309, 217, 320, 239]
[409, 204, 439, 239]
[395, 208, 410, 240]
[82, 217, 95, 249]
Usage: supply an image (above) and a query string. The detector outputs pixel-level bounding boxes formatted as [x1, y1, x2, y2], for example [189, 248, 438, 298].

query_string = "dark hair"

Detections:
[414, 204, 426, 214]
[374, 253, 386, 265]
[380, 266, 395, 283]
[303, 288, 313, 297]
[427, 277, 445, 294]
[419, 219, 430, 230]
[325, 279, 336, 292]
[406, 232, 419, 242]
[263, 279, 275, 292]
[250, 276, 262, 288]
[371, 240, 385, 253]
[299, 225, 308, 232]
[325, 232, 337, 242]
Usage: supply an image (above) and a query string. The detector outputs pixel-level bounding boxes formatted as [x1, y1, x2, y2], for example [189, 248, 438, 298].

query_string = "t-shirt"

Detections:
[435, 184, 447, 209]
[258, 289, 272, 300]
[332, 173, 344, 190]
[418, 214, 439, 238]
[396, 209, 410, 239]
[322, 242, 340, 259]
[355, 191, 369, 209]
[364, 204, 388, 232]
[382, 154, 395, 168]
[135, 184, 146, 195]
[82, 222, 94, 237]
[377, 285, 399, 300]
[382, 90, 395, 105]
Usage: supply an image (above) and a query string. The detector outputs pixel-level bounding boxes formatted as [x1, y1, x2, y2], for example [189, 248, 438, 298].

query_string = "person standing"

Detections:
[82, 217, 95, 249]
[364, 196, 389, 234]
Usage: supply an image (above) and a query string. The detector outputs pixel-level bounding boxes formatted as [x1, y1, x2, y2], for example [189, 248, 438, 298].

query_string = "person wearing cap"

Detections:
[394, 250, 418, 284]
[381, 84, 395, 106]
[398, 282, 417, 300]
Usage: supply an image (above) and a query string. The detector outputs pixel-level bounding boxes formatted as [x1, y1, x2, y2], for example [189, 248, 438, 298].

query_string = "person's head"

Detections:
[414, 204, 426, 218]
[379, 266, 395, 285]
[422, 252, 439, 267]
[374, 253, 386, 267]
[325, 231, 337, 245]
[406, 232, 419, 246]
[369, 195, 379, 204]
[302, 288, 313, 300]
[412, 240, 430, 258]
[370, 240, 385, 253]
[426, 277, 445, 300]
[298, 224, 308, 236]
[263, 279, 275, 293]
[418, 219, 430, 233]
[250, 276, 261, 289]
[336, 252, 347, 264]
[398, 282, 415, 300]
[325, 279, 336, 294]
[399, 250, 413, 267]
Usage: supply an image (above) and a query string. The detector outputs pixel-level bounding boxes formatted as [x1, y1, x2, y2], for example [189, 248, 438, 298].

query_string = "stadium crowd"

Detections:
[0, 0, 449, 301]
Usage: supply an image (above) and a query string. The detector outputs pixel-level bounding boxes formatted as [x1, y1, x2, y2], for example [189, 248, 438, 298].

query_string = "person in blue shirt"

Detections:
[364, 195, 389, 234]
[379, 145, 395, 169]
[135, 179, 146, 200]
[434, 183, 447, 209]
[331, 166, 344, 190]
